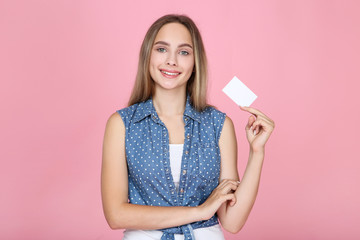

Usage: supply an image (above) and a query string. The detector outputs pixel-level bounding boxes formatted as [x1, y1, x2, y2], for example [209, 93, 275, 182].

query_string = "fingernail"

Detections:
[237, 181, 241, 184]
[253, 130, 256, 135]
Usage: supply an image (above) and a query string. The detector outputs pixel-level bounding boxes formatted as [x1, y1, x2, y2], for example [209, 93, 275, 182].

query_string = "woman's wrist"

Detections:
[194, 205, 205, 221]
[194, 204, 212, 221]
[248, 147, 265, 168]
[250, 145, 265, 155]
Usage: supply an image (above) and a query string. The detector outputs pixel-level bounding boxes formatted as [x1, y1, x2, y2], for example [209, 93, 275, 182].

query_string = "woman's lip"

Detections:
[159, 69, 181, 73]
[160, 69, 181, 78]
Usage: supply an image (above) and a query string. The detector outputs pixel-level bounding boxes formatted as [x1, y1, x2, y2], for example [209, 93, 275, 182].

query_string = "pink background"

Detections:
[1, 0, 360, 239]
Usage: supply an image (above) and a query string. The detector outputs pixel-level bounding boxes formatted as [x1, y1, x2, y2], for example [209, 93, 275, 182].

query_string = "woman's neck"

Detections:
[152, 89, 186, 117]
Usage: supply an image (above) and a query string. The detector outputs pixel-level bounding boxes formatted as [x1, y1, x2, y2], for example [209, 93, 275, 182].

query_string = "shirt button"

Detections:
[153, 115, 157, 120]
[182, 170, 187, 175]
[180, 188, 184, 193]
[185, 117, 188, 121]
[185, 151, 189, 155]
[187, 134, 190, 139]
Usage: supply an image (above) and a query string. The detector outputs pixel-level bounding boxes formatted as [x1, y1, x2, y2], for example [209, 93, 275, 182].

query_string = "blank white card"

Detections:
[222, 76, 257, 107]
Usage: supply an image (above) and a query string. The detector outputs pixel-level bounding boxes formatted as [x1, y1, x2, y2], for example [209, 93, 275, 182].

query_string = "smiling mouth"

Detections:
[160, 70, 181, 76]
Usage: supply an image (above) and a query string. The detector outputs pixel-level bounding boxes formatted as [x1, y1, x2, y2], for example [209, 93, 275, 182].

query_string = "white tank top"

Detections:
[122, 144, 225, 240]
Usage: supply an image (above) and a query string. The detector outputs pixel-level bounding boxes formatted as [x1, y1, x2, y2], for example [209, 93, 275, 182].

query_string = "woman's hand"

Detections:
[198, 179, 239, 220]
[239, 106, 275, 152]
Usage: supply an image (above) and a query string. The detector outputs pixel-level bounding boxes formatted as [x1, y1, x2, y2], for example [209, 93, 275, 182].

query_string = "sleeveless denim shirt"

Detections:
[117, 96, 226, 240]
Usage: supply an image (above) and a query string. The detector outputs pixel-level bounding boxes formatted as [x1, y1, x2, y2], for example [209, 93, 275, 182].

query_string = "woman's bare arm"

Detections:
[215, 116, 264, 233]
[101, 112, 203, 230]
[215, 107, 274, 233]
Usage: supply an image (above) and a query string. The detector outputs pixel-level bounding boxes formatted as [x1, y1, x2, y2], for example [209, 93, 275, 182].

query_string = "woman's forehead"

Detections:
[154, 23, 193, 46]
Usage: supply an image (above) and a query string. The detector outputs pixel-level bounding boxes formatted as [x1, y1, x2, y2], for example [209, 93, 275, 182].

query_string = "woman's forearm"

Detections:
[221, 149, 265, 233]
[107, 203, 202, 230]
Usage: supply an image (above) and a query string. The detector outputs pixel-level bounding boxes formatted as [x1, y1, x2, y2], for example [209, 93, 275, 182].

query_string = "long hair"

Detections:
[128, 14, 209, 112]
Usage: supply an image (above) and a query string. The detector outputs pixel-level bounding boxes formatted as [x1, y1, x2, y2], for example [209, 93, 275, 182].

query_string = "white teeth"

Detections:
[161, 70, 180, 76]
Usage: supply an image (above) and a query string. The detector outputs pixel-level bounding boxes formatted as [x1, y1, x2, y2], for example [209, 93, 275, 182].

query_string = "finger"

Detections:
[252, 114, 274, 126]
[219, 182, 238, 194]
[229, 196, 237, 206]
[250, 120, 263, 135]
[217, 182, 237, 192]
[250, 118, 274, 133]
[246, 115, 256, 130]
[218, 179, 240, 187]
[215, 183, 238, 195]
[244, 111, 273, 134]
[254, 125, 261, 135]
[239, 106, 268, 119]
[222, 193, 236, 205]
[248, 118, 261, 134]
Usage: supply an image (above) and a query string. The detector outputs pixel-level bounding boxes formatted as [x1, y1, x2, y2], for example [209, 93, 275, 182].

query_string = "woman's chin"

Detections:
[156, 82, 184, 91]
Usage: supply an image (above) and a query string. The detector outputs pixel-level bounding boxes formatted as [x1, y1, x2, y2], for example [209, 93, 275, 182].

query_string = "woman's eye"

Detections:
[179, 50, 189, 55]
[157, 47, 166, 53]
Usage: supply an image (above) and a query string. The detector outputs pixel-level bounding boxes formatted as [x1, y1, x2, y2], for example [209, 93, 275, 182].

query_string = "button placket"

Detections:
[161, 125, 178, 205]
[152, 114, 158, 123]
[177, 121, 193, 204]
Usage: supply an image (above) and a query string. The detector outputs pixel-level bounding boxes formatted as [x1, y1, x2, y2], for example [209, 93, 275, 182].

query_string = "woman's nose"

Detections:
[166, 53, 177, 66]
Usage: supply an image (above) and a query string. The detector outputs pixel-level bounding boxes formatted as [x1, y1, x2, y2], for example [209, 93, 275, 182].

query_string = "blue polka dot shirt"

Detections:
[117, 96, 226, 240]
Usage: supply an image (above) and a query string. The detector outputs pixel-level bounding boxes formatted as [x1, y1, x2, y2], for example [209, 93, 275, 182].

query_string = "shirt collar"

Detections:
[183, 95, 201, 123]
[134, 95, 202, 123]
[133, 98, 154, 123]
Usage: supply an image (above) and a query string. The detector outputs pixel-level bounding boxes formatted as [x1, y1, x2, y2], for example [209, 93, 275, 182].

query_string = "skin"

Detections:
[101, 22, 275, 233]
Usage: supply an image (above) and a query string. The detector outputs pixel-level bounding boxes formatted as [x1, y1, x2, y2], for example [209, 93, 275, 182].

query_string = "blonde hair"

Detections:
[128, 14, 209, 112]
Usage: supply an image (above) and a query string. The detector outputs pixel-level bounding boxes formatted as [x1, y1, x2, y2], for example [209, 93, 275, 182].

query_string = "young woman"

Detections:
[101, 14, 275, 240]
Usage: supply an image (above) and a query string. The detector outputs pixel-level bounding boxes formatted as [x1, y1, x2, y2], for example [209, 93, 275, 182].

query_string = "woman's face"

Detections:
[149, 23, 195, 93]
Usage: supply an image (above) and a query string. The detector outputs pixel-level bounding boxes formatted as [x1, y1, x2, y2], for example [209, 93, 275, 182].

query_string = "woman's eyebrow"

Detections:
[178, 43, 193, 49]
[154, 41, 193, 49]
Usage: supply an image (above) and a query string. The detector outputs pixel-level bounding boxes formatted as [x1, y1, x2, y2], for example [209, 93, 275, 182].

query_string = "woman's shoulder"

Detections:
[104, 102, 144, 136]
[116, 103, 139, 117]
[115, 100, 151, 126]
[104, 111, 125, 135]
